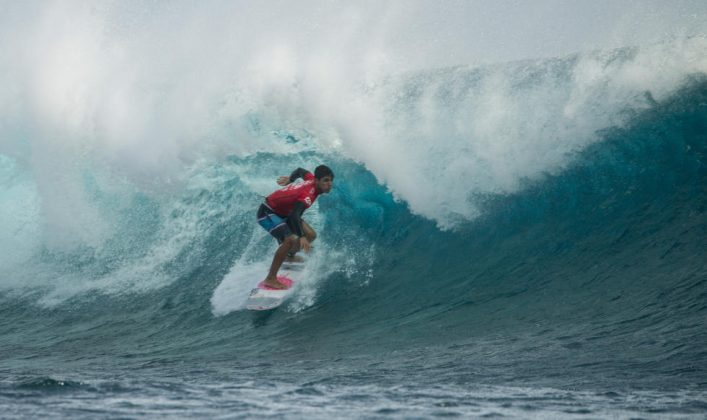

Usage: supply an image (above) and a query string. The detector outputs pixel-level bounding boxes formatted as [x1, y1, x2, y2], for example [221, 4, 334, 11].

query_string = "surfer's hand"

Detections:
[299, 237, 311, 253]
[277, 176, 290, 186]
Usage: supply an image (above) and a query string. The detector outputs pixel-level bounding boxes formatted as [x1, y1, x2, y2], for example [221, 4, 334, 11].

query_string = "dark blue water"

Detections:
[1, 43, 707, 418]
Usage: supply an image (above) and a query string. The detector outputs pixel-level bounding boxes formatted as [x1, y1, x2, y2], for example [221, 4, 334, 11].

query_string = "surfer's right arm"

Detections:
[277, 167, 311, 186]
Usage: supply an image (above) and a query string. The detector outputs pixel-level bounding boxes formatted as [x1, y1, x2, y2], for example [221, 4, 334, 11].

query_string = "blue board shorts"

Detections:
[257, 203, 293, 244]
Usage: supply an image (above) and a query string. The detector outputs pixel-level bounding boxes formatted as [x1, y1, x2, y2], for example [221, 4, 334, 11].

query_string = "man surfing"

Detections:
[256, 165, 334, 289]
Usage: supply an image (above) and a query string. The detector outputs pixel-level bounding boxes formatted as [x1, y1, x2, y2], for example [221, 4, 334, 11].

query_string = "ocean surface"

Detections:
[1, 2, 707, 418]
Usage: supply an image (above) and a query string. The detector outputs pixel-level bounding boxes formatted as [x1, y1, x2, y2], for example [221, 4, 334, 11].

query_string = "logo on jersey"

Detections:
[304, 197, 312, 205]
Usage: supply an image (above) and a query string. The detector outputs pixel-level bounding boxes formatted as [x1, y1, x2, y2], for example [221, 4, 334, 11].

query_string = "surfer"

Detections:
[256, 165, 334, 289]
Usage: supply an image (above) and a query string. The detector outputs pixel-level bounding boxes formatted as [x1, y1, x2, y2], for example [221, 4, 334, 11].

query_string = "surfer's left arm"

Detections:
[277, 167, 311, 186]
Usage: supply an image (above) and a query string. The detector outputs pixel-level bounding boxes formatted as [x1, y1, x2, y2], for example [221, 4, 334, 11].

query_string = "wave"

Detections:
[0, 26, 705, 385]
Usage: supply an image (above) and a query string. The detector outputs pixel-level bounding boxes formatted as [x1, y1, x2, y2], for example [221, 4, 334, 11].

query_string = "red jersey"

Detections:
[265, 172, 319, 216]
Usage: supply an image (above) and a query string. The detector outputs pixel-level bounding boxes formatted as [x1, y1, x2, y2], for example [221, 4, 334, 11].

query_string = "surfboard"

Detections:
[245, 275, 295, 311]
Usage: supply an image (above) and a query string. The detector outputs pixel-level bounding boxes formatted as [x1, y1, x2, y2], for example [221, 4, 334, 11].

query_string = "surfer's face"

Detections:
[316, 176, 333, 194]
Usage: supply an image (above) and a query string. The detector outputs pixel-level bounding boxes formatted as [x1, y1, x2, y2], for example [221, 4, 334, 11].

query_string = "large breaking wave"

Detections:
[0, 2, 705, 390]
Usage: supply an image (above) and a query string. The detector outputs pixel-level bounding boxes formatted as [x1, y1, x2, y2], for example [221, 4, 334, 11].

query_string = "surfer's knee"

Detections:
[283, 234, 299, 251]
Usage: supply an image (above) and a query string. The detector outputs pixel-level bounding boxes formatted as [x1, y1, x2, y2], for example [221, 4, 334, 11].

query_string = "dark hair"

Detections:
[314, 165, 334, 180]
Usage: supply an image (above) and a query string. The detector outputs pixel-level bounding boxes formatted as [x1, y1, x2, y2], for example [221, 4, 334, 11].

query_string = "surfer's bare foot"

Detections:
[263, 278, 287, 289]
[285, 254, 305, 263]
